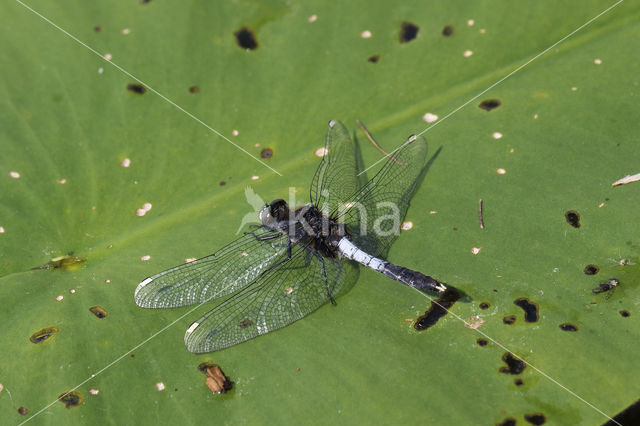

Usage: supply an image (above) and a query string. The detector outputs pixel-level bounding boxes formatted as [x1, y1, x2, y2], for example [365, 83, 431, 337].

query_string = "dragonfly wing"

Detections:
[184, 244, 354, 353]
[310, 120, 358, 216]
[339, 134, 429, 258]
[134, 227, 288, 308]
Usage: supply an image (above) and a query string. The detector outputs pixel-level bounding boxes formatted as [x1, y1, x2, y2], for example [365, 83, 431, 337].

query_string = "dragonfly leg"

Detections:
[312, 252, 335, 305]
[244, 230, 281, 241]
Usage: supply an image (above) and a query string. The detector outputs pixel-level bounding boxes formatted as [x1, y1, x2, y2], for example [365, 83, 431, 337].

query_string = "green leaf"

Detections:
[2, 1, 639, 424]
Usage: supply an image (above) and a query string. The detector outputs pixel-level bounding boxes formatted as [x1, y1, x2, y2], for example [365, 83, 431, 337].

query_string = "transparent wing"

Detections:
[338, 134, 429, 258]
[310, 120, 358, 216]
[183, 244, 353, 353]
[134, 227, 288, 308]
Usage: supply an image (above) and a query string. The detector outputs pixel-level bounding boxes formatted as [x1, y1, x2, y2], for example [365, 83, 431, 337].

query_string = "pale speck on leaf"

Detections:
[308, 14, 318, 23]
[496, 168, 506, 175]
[135, 208, 146, 217]
[422, 113, 438, 123]
[140, 255, 151, 261]
[492, 132, 503, 140]
[0, 226, 4, 233]
[121, 28, 131, 35]
[104, 53, 112, 61]
[232, 129, 239, 136]
[361, 30, 372, 39]
[251, 175, 259, 181]
[463, 50, 473, 57]
[471, 247, 481, 255]
[467, 19, 475, 26]
[156, 382, 165, 391]
[121, 158, 131, 168]
[594, 58, 602, 65]
[98, 67, 104, 74]
[9, 171, 20, 179]
[56, 295, 64, 302]
[88, 389, 99, 395]
[57, 178, 67, 184]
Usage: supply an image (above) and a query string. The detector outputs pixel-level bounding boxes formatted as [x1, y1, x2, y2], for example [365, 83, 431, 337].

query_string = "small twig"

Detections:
[612, 172, 640, 187]
[478, 199, 485, 229]
[356, 120, 406, 166]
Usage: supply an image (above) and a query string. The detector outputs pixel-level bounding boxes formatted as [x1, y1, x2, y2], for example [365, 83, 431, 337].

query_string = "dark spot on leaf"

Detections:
[234, 26, 258, 50]
[32, 255, 85, 270]
[497, 417, 517, 426]
[479, 302, 490, 310]
[30, 326, 59, 344]
[130, 353, 135, 357]
[414, 287, 461, 331]
[260, 148, 273, 159]
[198, 363, 233, 394]
[524, 413, 547, 425]
[89, 306, 108, 319]
[18, 407, 28, 415]
[514, 297, 539, 322]
[189, 85, 199, 93]
[605, 397, 640, 426]
[503, 315, 516, 325]
[620, 310, 630, 317]
[593, 278, 619, 294]
[583, 264, 599, 275]
[499, 352, 526, 375]
[368, 54, 380, 63]
[477, 338, 488, 347]
[399, 21, 419, 43]
[58, 391, 82, 408]
[219, 181, 226, 186]
[565, 210, 580, 228]
[514, 378, 524, 386]
[237, 318, 254, 329]
[442, 25, 455, 37]
[478, 99, 501, 111]
[127, 83, 146, 94]
[559, 323, 578, 331]
[140, 0, 151, 4]
[452, 227, 457, 231]
[94, 26, 101, 32]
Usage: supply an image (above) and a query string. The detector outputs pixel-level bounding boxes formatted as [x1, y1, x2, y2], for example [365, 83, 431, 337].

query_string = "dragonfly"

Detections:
[134, 120, 447, 353]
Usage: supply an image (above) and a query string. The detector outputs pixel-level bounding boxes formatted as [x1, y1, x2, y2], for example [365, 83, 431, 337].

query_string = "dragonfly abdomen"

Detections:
[380, 263, 447, 294]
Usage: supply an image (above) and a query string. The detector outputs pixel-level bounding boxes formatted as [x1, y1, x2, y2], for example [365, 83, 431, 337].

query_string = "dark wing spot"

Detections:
[565, 210, 581, 228]
[399, 22, 419, 43]
[30, 326, 59, 343]
[234, 27, 258, 50]
[237, 318, 254, 329]
[478, 99, 501, 111]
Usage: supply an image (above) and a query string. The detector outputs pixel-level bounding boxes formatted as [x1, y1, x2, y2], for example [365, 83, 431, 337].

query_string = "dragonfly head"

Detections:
[260, 199, 290, 228]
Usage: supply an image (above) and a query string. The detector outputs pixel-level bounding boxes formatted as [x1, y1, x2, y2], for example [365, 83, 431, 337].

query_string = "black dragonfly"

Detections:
[134, 120, 447, 353]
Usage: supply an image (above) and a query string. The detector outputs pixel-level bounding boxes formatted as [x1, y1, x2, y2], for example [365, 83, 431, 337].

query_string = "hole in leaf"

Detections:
[127, 83, 146, 94]
[514, 378, 524, 387]
[499, 352, 526, 375]
[414, 288, 461, 331]
[30, 326, 59, 344]
[58, 391, 82, 408]
[260, 148, 273, 159]
[478, 99, 501, 111]
[368, 54, 380, 63]
[399, 21, 419, 43]
[94, 26, 101, 32]
[479, 302, 490, 310]
[524, 413, 547, 425]
[583, 264, 599, 275]
[477, 338, 488, 347]
[503, 315, 516, 325]
[442, 25, 455, 36]
[620, 310, 630, 317]
[497, 418, 516, 426]
[189, 85, 200, 93]
[565, 210, 581, 228]
[514, 297, 539, 322]
[89, 306, 108, 319]
[559, 323, 578, 331]
[234, 26, 258, 50]
[18, 407, 29, 415]
[219, 181, 226, 186]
